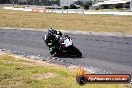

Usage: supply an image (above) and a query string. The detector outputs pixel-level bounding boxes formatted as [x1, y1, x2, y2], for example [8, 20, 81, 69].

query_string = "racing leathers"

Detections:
[45, 28, 62, 55]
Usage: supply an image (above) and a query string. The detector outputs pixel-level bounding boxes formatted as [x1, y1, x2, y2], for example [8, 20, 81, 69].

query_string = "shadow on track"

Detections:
[53, 54, 84, 59]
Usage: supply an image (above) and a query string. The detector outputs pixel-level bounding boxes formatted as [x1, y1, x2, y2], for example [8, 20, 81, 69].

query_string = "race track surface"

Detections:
[0, 29, 132, 75]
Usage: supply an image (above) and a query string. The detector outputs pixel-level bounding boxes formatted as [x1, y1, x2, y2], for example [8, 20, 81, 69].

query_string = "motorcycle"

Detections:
[43, 34, 82, 57]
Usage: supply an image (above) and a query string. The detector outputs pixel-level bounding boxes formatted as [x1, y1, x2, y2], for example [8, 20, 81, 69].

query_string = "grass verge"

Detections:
[0, 53, 131, 88]
[0, 9, 132, 35]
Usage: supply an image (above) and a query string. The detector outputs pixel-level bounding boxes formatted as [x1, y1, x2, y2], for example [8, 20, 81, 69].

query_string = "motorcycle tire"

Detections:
[70, 45, 82, 57]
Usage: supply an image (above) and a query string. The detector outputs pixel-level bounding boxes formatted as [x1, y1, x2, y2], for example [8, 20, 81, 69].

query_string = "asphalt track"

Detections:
[0, 28, 132, 75]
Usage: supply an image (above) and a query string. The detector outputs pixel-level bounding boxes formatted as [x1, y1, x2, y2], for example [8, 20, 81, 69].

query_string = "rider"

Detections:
[45, 28, 62, 55]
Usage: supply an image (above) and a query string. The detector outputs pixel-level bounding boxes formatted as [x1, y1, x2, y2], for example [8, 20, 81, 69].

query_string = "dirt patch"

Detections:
[0, 52, 77, 72]
[16, 57, 65, 68]
[11, 54, 66, 68]
[0, 52, 64, 67]
[32, 73, 57, 80]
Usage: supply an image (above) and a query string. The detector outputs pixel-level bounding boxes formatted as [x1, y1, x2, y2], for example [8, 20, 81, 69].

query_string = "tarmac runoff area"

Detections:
[0, 28, 132, 77]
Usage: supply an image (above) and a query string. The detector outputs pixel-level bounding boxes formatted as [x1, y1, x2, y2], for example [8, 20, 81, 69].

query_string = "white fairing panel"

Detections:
[62, 38, 73, 47]
[44, 35, 47, 41]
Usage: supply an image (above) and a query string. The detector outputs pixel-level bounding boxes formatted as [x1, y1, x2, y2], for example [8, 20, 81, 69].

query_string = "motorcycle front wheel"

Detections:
[70, 45, 82, 57]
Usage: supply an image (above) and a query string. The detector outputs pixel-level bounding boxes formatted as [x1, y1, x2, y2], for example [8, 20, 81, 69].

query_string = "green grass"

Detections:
[0, 54, 131, 88]
[0, 9, 132, 35]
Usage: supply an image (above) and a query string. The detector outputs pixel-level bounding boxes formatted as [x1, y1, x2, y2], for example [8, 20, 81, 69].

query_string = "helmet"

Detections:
[48, 28, 56, 35]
